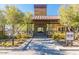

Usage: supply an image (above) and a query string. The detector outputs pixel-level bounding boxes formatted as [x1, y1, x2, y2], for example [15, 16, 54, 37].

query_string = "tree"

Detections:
[0, 10, 6, 35]
[23, 12, 32, 35]
[59, 5, 79, 31]
[4, 5, 24, 46]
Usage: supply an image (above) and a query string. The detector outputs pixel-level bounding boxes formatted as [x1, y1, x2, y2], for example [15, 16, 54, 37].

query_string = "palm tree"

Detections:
[23, 12, 32, 35]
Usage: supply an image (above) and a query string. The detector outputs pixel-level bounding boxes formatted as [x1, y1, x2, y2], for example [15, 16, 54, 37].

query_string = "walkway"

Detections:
[22, 38, 64, 55]
[21, 32, 79, 55]
[33, 32, 48, 38]
[21, 32, 64, 55]
[0, 32, 63, 55]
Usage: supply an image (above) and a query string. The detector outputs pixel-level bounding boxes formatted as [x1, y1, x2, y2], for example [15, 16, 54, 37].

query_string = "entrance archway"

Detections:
[33, 20, 47, 33]
[33, 22, 47, 38]
[33, 20, 57, 38]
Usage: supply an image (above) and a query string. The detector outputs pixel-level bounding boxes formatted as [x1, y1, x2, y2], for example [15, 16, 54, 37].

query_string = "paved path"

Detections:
[21, 38, 64, 55]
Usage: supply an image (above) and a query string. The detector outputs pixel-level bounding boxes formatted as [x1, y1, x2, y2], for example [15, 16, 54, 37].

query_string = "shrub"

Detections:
[15, 33, 32, 39]
[4, 42, 12, 47]
[15, 34, 21, 39]
[53, 32, 66, 40]
[0, 35, 9, 39]
[26, 34, 32, 38]
[1, 42, 12, 47]
[21, 34, 27, 38]
[0, 31, 3, 35]
[1, 41, 20, 47]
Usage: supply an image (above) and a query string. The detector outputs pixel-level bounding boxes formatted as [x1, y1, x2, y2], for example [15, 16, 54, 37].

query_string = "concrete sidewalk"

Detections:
[55, 40, 79, 51]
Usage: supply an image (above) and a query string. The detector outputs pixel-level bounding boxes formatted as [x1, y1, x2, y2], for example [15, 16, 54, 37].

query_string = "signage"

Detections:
[66, 32, 74, 40]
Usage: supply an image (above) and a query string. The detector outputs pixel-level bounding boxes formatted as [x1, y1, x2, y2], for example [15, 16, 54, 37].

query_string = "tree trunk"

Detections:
[12, 25, 15, 46]
[2, 25, 6, 45]
[2, 25, 5, 35]
[27, 23, 28, 35]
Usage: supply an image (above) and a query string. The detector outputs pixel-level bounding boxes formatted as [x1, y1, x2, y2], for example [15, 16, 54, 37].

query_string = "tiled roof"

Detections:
[32, 16, 59, 20]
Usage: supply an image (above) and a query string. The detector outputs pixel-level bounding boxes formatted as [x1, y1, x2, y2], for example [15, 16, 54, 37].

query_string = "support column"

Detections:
[43, 24, 47, 33]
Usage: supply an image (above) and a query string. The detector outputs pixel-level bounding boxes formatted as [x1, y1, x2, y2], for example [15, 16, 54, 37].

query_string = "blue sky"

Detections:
[0, 4, 61, 16]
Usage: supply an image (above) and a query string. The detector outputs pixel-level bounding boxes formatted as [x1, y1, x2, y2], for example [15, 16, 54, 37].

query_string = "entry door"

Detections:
[37, 27, 44, 32]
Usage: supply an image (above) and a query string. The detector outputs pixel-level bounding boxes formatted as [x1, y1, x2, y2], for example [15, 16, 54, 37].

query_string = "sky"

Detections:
[0, 4, 61, 16]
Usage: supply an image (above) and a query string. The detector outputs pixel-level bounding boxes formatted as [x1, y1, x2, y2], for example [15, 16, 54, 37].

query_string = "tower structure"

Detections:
[34, 4, 47, 16]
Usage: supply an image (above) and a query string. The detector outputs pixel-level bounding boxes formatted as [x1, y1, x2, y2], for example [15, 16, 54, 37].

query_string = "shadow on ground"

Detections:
[57, 40, 79, 47]
[12, 32, 65, 55]
[33, 32, 48, 38]
[22, 41, 65, 55]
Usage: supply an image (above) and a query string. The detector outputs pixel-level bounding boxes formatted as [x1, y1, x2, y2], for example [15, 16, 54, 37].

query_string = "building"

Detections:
[32, 4, 62, 36]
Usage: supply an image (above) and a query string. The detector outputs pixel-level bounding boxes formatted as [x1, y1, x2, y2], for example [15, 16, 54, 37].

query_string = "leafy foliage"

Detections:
[59, 5, 79, 28]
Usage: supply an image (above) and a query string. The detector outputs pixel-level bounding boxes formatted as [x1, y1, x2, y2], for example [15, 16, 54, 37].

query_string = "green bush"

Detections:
[0, 35, 9, 39]
[2, 42, 12, 47]
[15, 34, 32, 39]
[26, 34, 32, 38]
[21, 34, 27, 38]
[15, 34, 21, 39]
[0, 31, 3, 35]
[53, 32, 66, 40]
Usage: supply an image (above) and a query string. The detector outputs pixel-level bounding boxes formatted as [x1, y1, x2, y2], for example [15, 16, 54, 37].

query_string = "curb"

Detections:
[59, 47, 79, 51]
